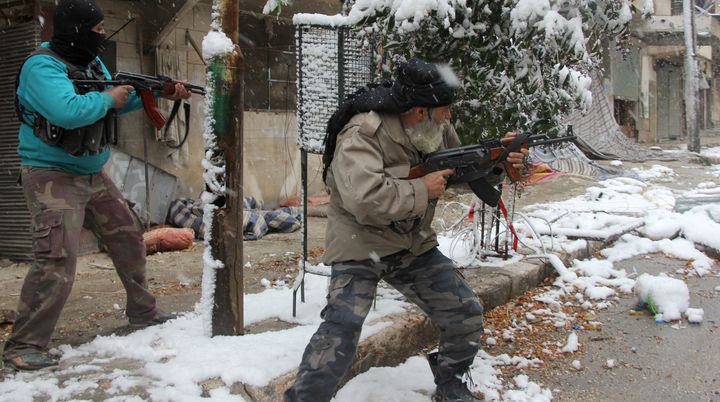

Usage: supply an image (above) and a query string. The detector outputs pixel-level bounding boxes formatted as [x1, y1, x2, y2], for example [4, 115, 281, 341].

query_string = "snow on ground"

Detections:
[0, 267, 553, 402]
[700, 146, 720, 163]
[438, 159, 717, 328]
[4, 156, 719, 401]
[0, 274, 411, 402]
[468, 163, 717, 277]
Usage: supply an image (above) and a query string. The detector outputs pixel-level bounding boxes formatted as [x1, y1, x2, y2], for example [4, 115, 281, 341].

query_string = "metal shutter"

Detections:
[0, 23, 39, 261]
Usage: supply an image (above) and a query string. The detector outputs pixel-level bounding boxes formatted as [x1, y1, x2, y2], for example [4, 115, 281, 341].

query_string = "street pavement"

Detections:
[538, 255, 720, 402]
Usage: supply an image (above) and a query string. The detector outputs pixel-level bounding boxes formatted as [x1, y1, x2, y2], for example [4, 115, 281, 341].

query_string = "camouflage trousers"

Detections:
[286, 248, 484, 402]
[2, 167, 157, 359]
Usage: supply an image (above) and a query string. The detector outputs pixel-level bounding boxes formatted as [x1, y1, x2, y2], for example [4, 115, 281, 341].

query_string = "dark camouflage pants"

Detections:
[2, 167, 157, 359]
[286, 248, 484, 402]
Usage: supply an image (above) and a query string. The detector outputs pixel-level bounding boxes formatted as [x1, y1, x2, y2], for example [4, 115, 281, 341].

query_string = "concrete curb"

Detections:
[242, 246, 597, 401]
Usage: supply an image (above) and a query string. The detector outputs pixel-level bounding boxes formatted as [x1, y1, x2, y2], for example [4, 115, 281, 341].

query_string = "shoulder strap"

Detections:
[14, 47, 80, 124]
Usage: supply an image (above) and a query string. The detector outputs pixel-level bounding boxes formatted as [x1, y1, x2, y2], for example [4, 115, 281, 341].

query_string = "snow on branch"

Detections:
[298, 0, 634, 141]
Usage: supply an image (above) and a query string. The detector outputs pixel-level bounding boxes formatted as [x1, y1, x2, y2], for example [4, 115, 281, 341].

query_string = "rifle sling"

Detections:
[163, 99, 191, 149]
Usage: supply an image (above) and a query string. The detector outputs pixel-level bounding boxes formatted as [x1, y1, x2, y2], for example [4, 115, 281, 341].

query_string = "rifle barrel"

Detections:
[528, 135, 576, 147]
[72, 79, 206, 96]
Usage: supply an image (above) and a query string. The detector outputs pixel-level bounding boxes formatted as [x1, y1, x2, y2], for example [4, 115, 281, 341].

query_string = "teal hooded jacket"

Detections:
[16, 42, 143, 175]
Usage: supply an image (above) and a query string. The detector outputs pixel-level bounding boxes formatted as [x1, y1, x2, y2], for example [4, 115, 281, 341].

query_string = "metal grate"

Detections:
[295, 25, 374, 154]
[0, 22, 39, 261]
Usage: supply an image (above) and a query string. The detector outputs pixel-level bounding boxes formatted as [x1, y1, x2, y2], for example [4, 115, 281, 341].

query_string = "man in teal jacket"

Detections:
[2, 0, 191, 371]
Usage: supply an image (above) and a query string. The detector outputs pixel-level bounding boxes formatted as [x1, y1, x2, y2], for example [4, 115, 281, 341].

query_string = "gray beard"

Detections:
[406, 119, 448, 154]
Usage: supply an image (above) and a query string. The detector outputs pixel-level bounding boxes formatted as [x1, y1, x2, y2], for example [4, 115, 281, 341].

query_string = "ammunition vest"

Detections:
[15, 47, 116, 156]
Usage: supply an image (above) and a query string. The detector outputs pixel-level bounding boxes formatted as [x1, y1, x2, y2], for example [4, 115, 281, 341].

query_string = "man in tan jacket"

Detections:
[285, 59, 527, 402]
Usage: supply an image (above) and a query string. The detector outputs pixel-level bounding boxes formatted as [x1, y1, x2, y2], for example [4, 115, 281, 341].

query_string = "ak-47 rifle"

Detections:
[73, 72, 206, 148]
[406, 131, 577, 207]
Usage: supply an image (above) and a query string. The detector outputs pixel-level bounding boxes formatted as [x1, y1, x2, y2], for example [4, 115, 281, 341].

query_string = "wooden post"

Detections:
[209, 0, 245, 336]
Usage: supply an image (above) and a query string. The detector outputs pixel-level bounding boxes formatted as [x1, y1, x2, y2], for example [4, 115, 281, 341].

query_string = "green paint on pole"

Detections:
[209, 60, 230, 137]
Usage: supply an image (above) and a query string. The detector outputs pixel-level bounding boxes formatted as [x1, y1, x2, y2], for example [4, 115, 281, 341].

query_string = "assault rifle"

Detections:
[406, 131, 577, 207]
[73, 72, 205, 147]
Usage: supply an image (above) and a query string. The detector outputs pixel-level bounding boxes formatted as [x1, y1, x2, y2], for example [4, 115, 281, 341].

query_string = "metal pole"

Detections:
[338, 29, 345, 100]
[137, 17, 151, 230]
[293, 27, 305, 317]
[301, 149, 308, 304]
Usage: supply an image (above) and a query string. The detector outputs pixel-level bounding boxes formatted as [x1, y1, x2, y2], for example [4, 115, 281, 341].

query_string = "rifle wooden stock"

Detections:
[407, 164, 427, 180]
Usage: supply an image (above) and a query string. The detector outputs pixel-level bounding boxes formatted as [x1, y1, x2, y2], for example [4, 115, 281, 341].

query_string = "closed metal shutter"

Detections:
[0, 23, 39, 261]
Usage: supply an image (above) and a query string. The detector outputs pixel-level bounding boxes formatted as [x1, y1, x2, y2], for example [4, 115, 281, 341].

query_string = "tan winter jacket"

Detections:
[322, 111, 464, 265]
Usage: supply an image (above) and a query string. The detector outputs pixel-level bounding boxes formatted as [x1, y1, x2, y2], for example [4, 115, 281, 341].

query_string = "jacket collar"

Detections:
[379, 112, 413, 149]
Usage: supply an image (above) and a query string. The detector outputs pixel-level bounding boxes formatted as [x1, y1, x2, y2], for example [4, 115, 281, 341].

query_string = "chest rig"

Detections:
[15, 47, 116, 156]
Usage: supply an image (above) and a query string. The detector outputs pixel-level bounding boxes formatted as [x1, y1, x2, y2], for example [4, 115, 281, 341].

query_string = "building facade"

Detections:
[612, 0, 720, 143]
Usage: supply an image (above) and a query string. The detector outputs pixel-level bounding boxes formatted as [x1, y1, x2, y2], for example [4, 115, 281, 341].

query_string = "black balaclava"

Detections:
[322, 59, 458, 182]
[50, 0, 105, 66]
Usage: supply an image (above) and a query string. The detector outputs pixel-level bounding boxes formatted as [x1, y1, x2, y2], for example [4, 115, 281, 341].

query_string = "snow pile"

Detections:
[700, 147, 720, 164]
[685, 308, 704, 324]
[631, 164, 676, 182]
[201, 30, 234, 61]
[333, 351, 551, 402]
[560, 332, 579, 353]
[634, 273, 690, 322]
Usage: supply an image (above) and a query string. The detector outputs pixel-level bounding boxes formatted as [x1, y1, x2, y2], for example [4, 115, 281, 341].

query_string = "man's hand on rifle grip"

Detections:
[105, 85, 135, 109]
[422, 168, 454, 199]
[500, 130, 530, 175]
[161, 82, 191, 101]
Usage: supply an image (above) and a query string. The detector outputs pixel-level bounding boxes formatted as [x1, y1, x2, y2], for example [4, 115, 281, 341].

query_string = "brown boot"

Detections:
[128, 309, 177, 328]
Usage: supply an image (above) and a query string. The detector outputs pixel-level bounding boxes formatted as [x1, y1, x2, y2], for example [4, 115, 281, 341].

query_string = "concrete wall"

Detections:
[98, 0, 208, 200]
[244, 111, 325, 208]
[97, 1, 327, 210]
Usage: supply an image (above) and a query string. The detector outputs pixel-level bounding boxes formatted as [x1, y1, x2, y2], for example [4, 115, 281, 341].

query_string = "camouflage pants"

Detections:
[286, 248, 484, 402]
[2, 167, 157, 359]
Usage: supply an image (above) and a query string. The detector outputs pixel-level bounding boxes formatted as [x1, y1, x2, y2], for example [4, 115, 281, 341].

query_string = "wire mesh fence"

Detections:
[295, 25, 375, 154]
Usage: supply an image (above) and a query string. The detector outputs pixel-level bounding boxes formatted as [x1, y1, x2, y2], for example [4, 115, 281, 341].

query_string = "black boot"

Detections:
[427, 351, 482, 402]
[3, 351, 59, 371]
[432, 373, 483, 402]
[427, 350, 440, 379]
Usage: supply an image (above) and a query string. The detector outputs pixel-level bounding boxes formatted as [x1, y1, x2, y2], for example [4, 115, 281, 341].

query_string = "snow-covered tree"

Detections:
[342, 0, 634, 142]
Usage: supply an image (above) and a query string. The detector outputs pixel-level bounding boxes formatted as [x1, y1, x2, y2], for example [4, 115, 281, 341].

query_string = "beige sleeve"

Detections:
[331, 130, 428, 226]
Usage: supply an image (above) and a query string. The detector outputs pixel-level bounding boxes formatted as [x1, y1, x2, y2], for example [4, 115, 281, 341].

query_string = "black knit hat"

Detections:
[391, 59, 458, 109]
[53, 0, 104, 36]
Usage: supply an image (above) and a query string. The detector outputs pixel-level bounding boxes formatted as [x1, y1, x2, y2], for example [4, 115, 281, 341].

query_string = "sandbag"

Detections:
[143, 227, 195, 254]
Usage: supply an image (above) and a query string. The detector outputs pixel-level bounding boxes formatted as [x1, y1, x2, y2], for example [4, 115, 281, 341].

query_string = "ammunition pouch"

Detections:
[33, 111, 116, 157]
